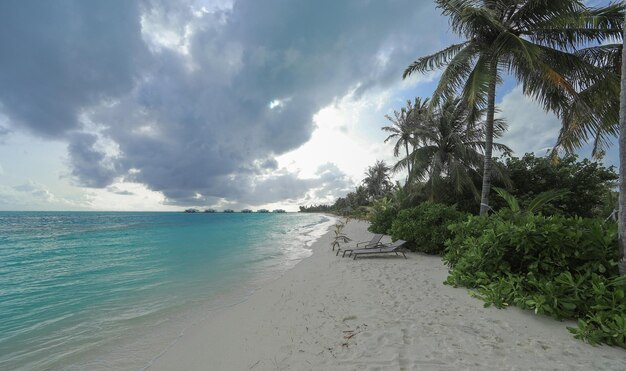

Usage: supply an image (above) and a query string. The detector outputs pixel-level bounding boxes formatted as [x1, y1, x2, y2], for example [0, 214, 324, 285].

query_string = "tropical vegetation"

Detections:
[300, 0, 626, 348]
[390, 202, 466, 254]
[396, 96, 511, 203]
[382, 97, 430, 183]
[403, 0, 624, 215]
[445, 192, 626, 347]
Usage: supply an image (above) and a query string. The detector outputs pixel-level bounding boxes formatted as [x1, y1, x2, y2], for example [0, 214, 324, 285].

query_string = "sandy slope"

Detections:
[149, 219, 626, 370]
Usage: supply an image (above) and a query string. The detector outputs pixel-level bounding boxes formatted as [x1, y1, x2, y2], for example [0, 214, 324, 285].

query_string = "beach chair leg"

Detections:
[336, 249, 340, 256]
[402, 252, 407, 259]
[353, 253, 357, 260]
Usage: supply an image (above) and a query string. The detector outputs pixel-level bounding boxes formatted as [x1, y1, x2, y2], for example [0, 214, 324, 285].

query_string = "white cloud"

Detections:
[272, 67, 445, 203]
[276, 87, 404, 194]
[0, 181, 84, 211]
[0, 0, 449, 210]
[83, 182, 179, 211]
[498, 86, 562, 156]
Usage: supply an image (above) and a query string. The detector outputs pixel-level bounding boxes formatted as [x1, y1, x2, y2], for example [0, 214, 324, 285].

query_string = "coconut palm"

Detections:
[382, 97, 430, 183]
[404, 0, 624, 215]
[347, 185, 370, 207]
[363, 161, 392, 199]
[395, 97, 511, 202]
[618, 16, 626, 275]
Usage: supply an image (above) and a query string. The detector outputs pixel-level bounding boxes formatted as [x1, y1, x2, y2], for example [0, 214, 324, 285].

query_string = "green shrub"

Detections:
[390, 202, 466, 254]
[368, 198, 398, 234]
[444, 211, 626, 348]
[445, 213, 619, 281]
[490, 154, 617, 218]
[444, 214, 494, 267]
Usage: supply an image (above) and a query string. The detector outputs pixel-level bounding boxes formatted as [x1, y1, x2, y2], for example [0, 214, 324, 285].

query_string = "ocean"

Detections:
[0, 211, 334, 370]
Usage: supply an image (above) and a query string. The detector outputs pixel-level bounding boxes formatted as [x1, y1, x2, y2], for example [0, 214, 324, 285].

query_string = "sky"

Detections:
[0, 0, 619, 211]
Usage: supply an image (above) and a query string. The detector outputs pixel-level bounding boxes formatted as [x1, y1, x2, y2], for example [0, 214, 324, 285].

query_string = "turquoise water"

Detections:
[0, 211, 333, 370]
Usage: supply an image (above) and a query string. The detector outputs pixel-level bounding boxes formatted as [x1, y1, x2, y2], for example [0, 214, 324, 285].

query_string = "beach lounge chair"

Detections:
[349, 240, 408, 260]
[336, 234, 384, 256]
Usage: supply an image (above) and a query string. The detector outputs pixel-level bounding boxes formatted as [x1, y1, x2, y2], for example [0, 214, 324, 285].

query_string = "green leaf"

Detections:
[527, 189, 570, 214]
[561, 302, 577, 311]
[494, 187, 520, 212]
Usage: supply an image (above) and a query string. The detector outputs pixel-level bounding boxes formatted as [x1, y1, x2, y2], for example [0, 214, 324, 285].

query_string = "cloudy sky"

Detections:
[0, 0, 617, 211]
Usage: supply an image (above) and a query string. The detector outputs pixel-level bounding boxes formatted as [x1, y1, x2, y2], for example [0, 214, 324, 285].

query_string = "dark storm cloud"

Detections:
[0, 126, 10, 142]
[0, 1, 147, 137]
[160, 162, 353, 208]
[67, 132, 117, 188]
[0, 0, 446, 206]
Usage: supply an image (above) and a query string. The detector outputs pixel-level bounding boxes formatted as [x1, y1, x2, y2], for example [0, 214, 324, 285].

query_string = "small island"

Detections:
[256, 209, 269, 213]
[223, 209, 235, 213]
[241, 209, 253, 213]
[272, 209, 286, 213]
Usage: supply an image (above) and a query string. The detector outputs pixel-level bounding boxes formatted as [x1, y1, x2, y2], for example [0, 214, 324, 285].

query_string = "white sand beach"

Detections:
[149, 219, 626, 370]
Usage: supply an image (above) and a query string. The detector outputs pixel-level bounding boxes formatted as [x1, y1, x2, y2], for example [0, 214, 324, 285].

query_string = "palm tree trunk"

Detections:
[479, 61, 498, 216]
[405, 142, 412, 184]
[618, 14, 626, 275]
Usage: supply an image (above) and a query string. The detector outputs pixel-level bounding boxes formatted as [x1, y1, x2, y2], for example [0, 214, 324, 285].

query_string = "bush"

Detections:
[390, 202, 466, 254]
[368, 198, 398, 234]
[490, 154, 617, 218]
[444, 211, 626, 348]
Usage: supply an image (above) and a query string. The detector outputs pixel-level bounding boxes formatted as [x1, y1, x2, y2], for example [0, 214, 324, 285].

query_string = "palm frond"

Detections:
[524, 3, 625, 50]
[438, 0, 505, 39]
[553, 72, 620, 156]
[509, 0, 585, 32]
[494, 187, 520, 212]
[404, 42, 470, 78]
[461, 52, 495, 115]
[574, 44, 622, 71]
[527, 189, 570, 213]
[430, 42, 480, 107]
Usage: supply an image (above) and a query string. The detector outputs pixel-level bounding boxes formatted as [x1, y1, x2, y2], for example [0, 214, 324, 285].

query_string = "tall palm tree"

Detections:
[363, 161, 392, 199]
[618, 15, 626, 275]
[382, 97, 430, 183]
[395, 97, 511, 202]
[404, 0, 624, 215]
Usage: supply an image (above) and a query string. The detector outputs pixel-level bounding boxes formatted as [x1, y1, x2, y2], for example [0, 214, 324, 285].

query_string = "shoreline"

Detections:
[23, 213, 336, 370]
[138, 213, 338, 370]
[61, 213, 337, 371]
[147, 219, 626, 370]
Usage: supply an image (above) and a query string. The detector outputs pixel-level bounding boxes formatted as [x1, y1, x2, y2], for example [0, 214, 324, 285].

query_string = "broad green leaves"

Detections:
[493, 186, 570, 214]
[444, 211, 625, 348]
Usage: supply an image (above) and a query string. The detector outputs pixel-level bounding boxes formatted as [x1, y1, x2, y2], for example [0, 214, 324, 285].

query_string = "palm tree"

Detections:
[382, 97, 430, 183]
[363, 161, 392, 199]
[404, 0, 624, 215]
[618, 15, 626, 275]
[395, 97, 511, 202]
[347, 185, 370, 207]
